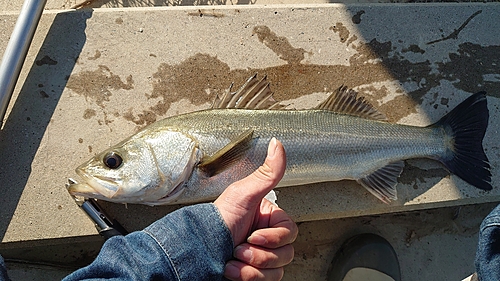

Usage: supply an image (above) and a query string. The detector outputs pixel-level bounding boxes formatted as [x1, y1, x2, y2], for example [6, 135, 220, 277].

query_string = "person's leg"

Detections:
[328, 233, 401, 281]
[475, 204, 500, 280]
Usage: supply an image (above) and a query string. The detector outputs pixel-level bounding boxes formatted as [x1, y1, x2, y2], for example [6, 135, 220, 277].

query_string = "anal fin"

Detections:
[356, 161, 404, 204]
[198, 129, 254, 177]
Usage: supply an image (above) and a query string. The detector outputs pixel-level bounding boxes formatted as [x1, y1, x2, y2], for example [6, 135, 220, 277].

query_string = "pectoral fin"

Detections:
[199, 129, 254, 177]
[356, 161, 404, 204]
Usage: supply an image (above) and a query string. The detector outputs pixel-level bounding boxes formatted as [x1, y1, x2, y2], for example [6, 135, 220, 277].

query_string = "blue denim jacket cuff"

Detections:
[144, 203, 233, 281]
[475, 204, 500, 280]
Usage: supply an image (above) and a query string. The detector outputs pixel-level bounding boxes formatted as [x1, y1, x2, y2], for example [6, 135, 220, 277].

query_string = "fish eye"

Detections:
[103, 152, 123, 169]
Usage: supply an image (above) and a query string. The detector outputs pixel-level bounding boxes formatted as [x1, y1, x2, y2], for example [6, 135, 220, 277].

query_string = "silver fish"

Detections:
[67, 75, 491, 205]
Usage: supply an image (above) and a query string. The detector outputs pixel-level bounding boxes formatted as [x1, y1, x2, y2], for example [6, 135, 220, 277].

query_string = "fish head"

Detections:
[67, 130, 200, 205]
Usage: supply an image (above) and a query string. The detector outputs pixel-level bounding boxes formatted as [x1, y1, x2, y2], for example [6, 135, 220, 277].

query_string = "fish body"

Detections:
[68, 75, 491, 205]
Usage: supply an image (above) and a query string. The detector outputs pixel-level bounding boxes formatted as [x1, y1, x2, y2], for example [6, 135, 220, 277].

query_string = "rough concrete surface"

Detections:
[0, 2, 499, 280]
[2, 202, 498, 280]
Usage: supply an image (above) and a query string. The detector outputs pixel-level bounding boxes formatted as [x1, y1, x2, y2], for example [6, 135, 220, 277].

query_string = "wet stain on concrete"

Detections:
[83, 109, 97, 119]
[436, 43, 500, 97]
[67, 65, 134, 108]
[351, 10, 365, 24]
[35, 55, 58, 66]
[402, 44, 425, 54]
[39, 90, 49, 98]
[123, 109, 157, 126]
[68, 24, 500, 130]
[115, 18, 123, 24]
[252, 25, 308, 64]
[87, 50, 101, 61]
[124, 23, 500, 127]
[329, 22, 350, 44]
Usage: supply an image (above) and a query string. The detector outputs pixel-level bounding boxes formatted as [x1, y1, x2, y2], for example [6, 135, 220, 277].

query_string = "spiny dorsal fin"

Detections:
[211, 74, 283, 110]
[356, 161, 404, 204]
[198, 129, 254, 177]
[317, 86, 387, 121]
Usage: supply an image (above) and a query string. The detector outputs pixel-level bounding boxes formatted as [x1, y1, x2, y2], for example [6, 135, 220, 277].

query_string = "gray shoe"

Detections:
[327, 234, 401, 281]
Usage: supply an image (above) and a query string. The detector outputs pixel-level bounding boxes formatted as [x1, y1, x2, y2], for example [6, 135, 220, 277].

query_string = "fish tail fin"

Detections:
[433, 91, 492, 190]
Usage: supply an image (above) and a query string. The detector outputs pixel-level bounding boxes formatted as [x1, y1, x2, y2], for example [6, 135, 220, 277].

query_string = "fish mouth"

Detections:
[66, 180, 100, 197]
[69, 169, 120, 198]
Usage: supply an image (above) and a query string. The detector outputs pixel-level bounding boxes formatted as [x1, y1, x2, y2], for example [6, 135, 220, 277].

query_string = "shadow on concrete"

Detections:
[0, 10, 92, 241]
[339, 6, 500, 199]
[1, 235, 102, 267]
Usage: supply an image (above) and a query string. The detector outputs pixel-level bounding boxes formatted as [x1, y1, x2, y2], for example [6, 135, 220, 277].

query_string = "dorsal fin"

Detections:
[316, 86, 387, 121]
[211, 74, 283, 110]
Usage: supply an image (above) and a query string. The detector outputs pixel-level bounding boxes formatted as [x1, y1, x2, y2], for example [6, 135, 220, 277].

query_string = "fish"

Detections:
[66, 74, 492, 205]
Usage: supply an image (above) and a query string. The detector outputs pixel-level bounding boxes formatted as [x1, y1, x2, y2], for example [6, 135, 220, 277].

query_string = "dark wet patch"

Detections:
[402, 44, 425, 54]
[123, 109, 157, 126]
[441, 97, 449, 106]
[252, 25, 308, 64]
[436, 43, 500, 97]
[67, 65, 134, 108]
[329, 22, 350, 44]
[83, 109, 97, 119]
[71, 25, 499, 128]
[351, 10, 365, 24]
[35, 55, 58, 66]
[115, 18, 123, 24]
[87, 50, 101, 61]
[39, 90, 49, 98]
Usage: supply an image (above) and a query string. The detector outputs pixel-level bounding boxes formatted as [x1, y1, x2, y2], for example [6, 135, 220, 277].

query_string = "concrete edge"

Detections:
[1, 2, 499, 16]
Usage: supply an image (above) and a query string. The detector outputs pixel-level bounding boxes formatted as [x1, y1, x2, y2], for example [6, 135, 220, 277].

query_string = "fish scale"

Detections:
[169, 109, 445, 203]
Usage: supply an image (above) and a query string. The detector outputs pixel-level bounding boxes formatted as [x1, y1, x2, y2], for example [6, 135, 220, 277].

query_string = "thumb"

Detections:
[214, 138, 286, 245]
[236, 137, 286, 205]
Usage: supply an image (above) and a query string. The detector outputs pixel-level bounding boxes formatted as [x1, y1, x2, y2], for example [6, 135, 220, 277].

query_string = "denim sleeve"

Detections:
[0, 255, 11, 281]
[62, 203, 234, 281]
[475, 203, 500, 281]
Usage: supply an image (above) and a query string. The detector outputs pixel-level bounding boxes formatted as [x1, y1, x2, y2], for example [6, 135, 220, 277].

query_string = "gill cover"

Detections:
[71, 130, 198, 203]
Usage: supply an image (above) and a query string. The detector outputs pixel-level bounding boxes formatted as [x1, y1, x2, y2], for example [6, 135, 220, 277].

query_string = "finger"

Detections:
[224, 260, 284, 281]
[234, 243, 295, 269]
[248, 223, 298, 249]
[214, 138, 286, 245]
[249, 201, 298, 248]
[224, 137, 286, 207]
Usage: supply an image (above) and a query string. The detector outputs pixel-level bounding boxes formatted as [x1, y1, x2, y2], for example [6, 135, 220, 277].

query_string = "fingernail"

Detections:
[267, 137, 277, 158]
[235, 246, 253, 261]
[248, 234, 267, 245]
[224, 262, 240, 279]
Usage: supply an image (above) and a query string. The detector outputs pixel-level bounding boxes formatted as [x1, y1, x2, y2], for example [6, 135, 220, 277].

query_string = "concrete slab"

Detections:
[0, 3, 499, 248]
[3, 202, 498, 280]
[288, 202, 499, 281]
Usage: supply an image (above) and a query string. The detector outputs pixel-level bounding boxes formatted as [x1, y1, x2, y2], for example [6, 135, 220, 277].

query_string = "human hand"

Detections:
[214, 138, 298, 281]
